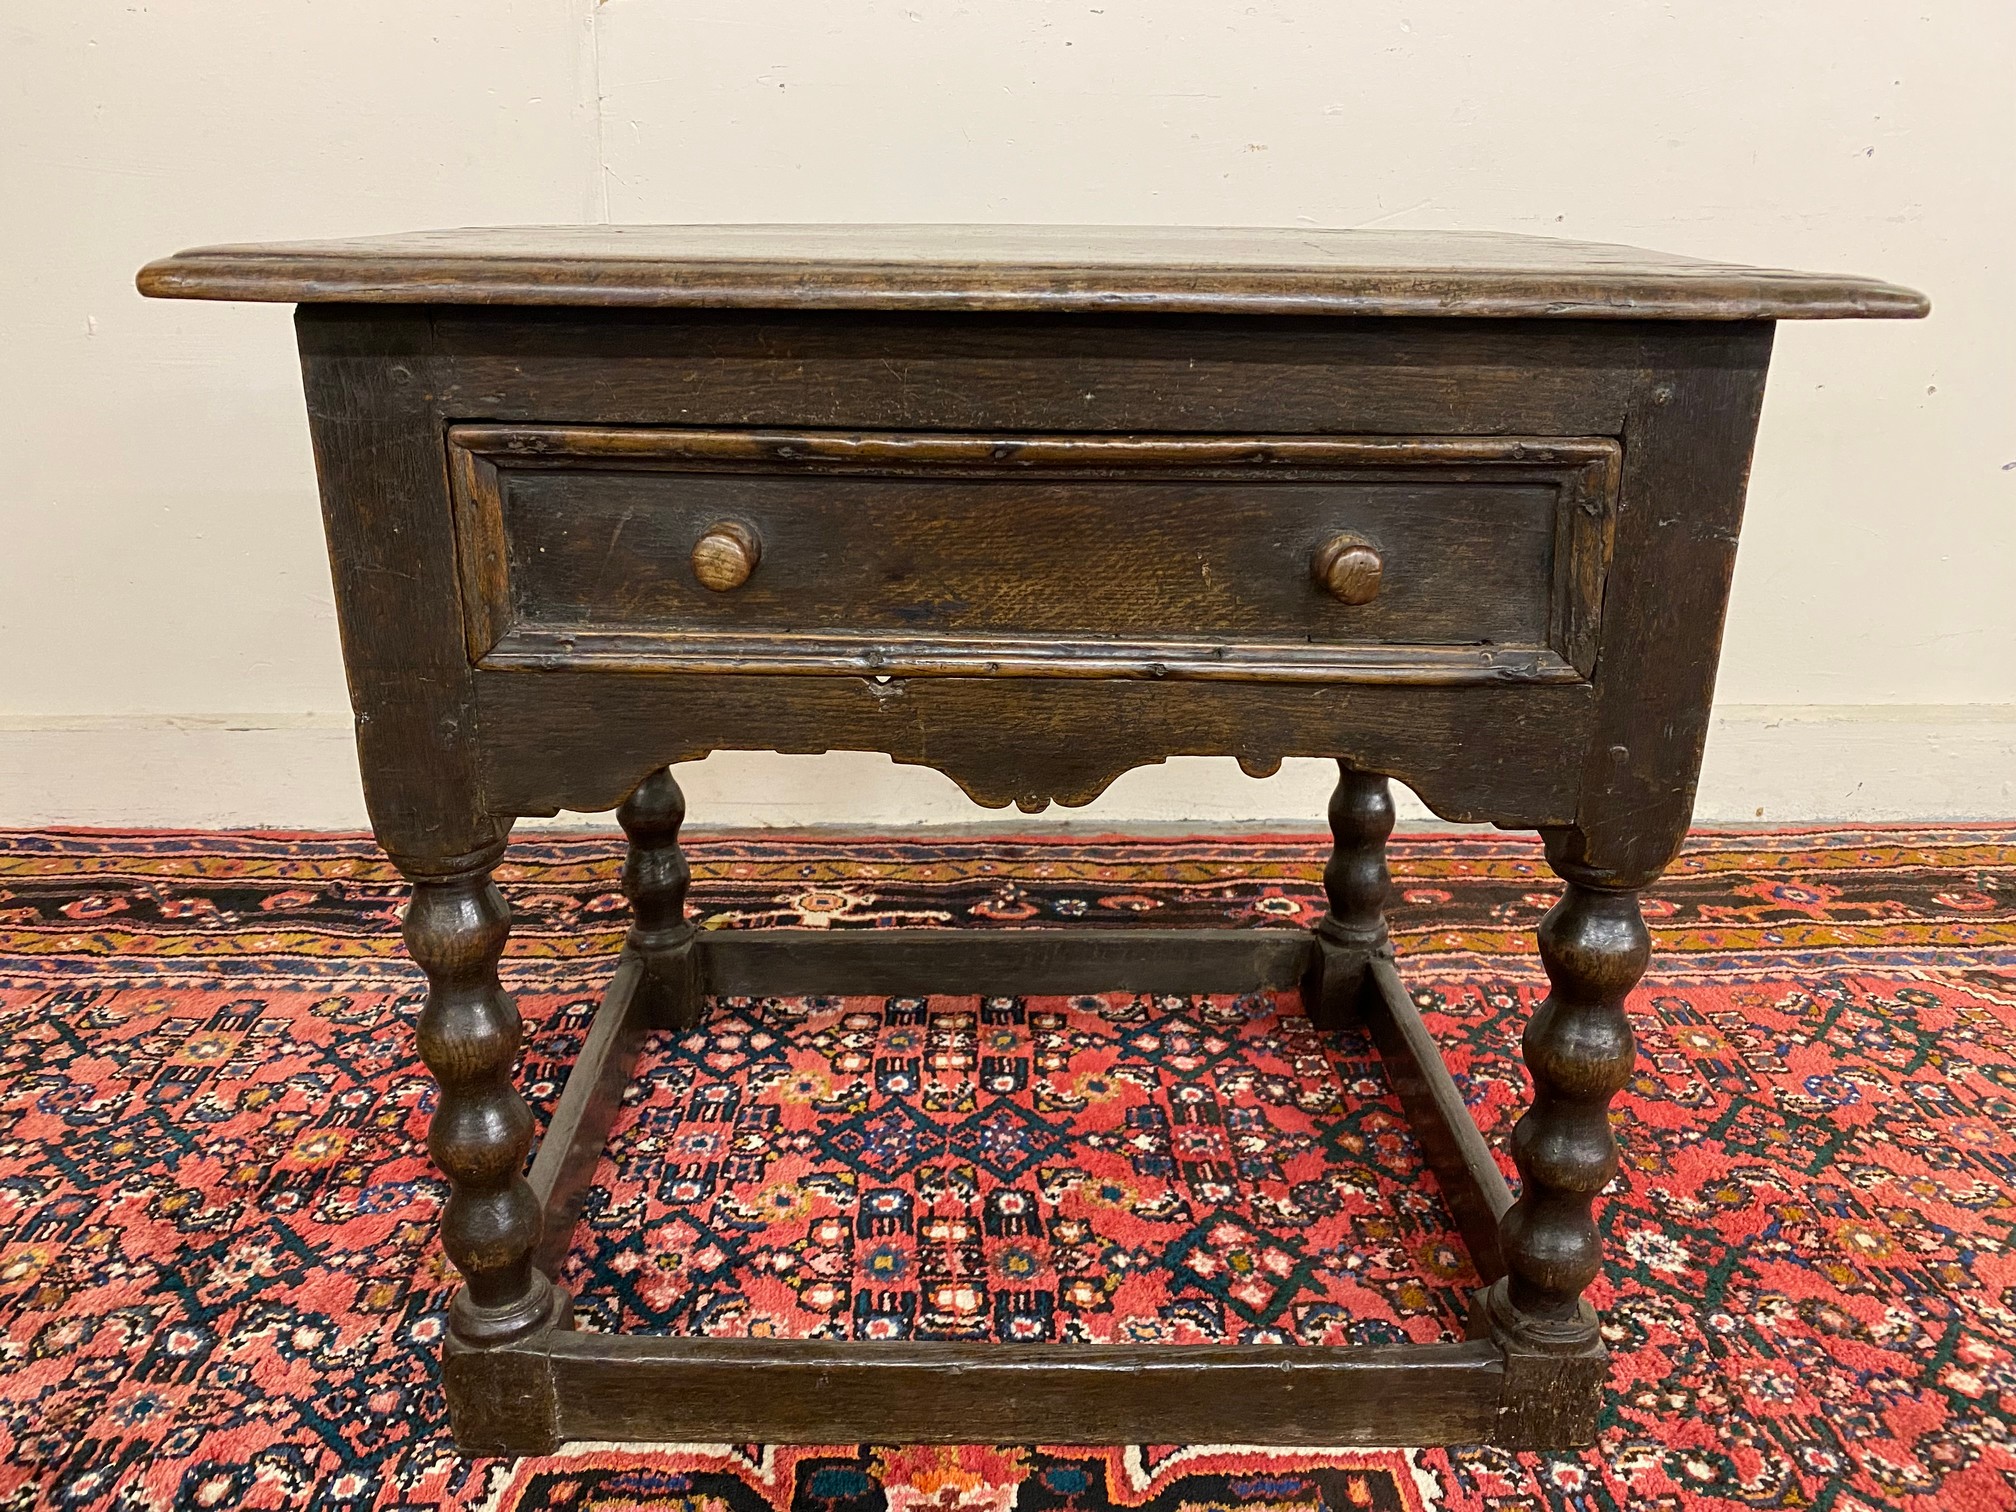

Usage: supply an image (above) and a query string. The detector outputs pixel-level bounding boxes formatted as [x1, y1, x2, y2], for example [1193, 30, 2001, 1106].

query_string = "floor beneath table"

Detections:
[0, 824, 2012, 1512]
[561, 994, 1482, 1347]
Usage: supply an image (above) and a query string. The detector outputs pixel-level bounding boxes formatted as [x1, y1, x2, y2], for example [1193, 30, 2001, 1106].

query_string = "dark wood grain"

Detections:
[1546, 322, 1778, 887]
[1362, 958, 1514, 1281]
[137, 224, 1928, 320]
[442, 1333, 563, 1456]
[446, 424, 1614, 684]
[544, 1333, 1507, 1446]
[423, 310, 1658, 440]
[297, 310, 506, 862]
[1466, 1297, 1609, 1451]
[525, 955, 648, 1279]
[475, 672, 1597, 820]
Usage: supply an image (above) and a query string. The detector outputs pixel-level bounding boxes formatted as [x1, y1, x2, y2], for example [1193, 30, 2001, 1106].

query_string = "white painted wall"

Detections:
[3, 1, 2011, 830]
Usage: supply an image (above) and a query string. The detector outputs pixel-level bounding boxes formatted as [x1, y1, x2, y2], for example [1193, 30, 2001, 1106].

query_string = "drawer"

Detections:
[448, 426, 1618, 685]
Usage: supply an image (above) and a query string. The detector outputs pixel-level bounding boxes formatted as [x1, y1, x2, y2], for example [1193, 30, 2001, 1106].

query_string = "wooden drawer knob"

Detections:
[691, 521, 761, 591]
[1312, 534, 1383, 606]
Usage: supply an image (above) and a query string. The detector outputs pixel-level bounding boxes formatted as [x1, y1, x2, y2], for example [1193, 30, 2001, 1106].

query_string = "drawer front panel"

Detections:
[449, 427, 1617, 685]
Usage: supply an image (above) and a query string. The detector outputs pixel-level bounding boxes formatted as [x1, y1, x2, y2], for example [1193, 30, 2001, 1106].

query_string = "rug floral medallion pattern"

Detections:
[0, 826, 2012, 1510]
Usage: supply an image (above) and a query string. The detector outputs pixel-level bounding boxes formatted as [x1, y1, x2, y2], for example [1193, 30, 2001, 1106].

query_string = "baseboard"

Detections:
[0, 705, 2009, 829]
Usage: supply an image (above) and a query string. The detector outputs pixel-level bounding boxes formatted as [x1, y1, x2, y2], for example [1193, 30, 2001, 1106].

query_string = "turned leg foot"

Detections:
[1477, 862, 1648, 1447]
[1302, 764, 1395, 1029]
[618, 767, 705, 1030]
[400, 846, 562, 1350]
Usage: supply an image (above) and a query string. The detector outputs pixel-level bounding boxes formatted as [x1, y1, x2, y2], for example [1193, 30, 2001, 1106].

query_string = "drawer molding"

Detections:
[448, 425, 1619, 686]
[475, 628, 1582, 684]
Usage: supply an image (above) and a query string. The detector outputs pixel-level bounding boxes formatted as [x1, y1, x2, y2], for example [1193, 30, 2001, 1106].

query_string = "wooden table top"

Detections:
[137, 224, 1928, 321]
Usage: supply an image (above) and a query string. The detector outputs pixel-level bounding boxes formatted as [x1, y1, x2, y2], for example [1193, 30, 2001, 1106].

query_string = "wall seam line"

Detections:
[590, 0, 610, 222]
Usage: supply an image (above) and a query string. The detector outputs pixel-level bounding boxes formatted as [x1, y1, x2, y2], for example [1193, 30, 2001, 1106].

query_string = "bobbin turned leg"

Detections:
[1475, 842, 1649, 1447]
[1301, 764, 1395, 1029]
[402, 847, 558, 1343]
[398, 843, 567, 1450]
[618, 767, 705, 1030]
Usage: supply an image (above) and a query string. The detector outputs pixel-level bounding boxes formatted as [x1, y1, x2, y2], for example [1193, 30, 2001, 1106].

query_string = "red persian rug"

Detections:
[1, 825, 2014, 1511]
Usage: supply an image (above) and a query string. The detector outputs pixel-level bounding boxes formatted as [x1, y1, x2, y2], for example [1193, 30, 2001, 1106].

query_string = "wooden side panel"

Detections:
[296, 307, 504, 863]
[1551, 323, 1777, 886]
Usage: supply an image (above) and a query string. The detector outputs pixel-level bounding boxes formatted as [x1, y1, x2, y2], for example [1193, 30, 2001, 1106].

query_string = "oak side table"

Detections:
[140, 226, 1926, 1453]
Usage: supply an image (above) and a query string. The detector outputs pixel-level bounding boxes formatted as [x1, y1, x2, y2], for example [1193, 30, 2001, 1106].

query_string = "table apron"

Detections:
[470, 671, 1599, 826]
